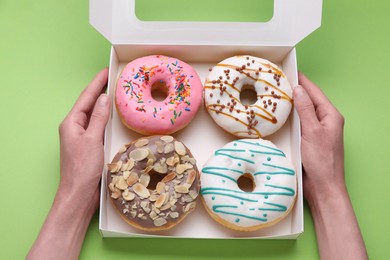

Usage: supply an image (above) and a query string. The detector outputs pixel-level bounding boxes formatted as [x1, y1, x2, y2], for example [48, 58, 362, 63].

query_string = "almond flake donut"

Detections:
[201, 139, 297, 231]
[107, 136, 200, 231]
[116, 55, 203, 135]
[204, 55, 293, 138]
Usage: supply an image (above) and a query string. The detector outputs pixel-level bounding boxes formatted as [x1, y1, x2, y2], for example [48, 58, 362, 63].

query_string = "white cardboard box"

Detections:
[90, 0, 322, 239]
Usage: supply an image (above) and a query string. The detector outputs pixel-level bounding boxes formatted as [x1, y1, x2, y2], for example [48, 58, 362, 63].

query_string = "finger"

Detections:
[298, 72, 332, 109]
[86, 94, 110, 139]
[293, 85, 321, 134]
[71, 68, 109, 115]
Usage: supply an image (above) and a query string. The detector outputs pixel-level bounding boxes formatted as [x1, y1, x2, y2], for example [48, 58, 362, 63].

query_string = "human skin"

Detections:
[27, 68, 110, 260]
[293, 72, 368, 260]
[27, 69, 368, 259]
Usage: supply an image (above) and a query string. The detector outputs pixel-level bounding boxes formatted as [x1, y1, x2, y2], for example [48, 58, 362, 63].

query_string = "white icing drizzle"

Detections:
[204, 55, 293, 138]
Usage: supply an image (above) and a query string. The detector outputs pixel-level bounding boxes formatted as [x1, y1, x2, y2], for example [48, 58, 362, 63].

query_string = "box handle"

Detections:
[90, 0, 322, 46]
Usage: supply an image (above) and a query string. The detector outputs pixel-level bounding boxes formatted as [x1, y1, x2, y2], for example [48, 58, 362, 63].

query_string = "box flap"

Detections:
[90, 0, 322, 46]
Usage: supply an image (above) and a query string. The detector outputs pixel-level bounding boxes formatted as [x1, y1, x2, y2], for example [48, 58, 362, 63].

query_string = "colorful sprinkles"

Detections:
[121, 56, 194, 125]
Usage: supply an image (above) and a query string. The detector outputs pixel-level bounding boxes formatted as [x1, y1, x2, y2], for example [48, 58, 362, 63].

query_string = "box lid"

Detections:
[90, 0, 322, 47]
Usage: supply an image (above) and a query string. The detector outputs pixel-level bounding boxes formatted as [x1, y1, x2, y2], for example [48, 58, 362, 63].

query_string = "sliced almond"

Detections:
[126, 172, 139, 186]
[118, 145, 127, 153]
[133, 183, 150, 198]
[182, 194, 194, 203]
[122, 190, 135, 201]
[127, 158, 135, 171]
[140, 201, 151, 213]
[139, 173, 151, 187]
[162, 172, 176, 183]
[129, 148, 149, 161]
[160, 135, 174, 143]
[169, 212, 179, 218]
[135, 138, 149, 147]
[130, 211, 137, 218]
[169, 198, 178, 207]
[156, 182, 166, 194]
[153, 218, 167, 227]
[146, 158, 154, 167]
[166, 156, 176, 166]
[174, 141, 186, 156]
[176, 164, 187, 174]
[164, 143, 174, 154]
[107, 161, 122, 173]
[183, 202, 196, 213]
[108, 183, 116, 192]
[141, 165, 153, 174]
[175, 185, 189, 194]
[160, 203, 172, 211]
[189, 190, 198, 200]
[111, 188, 121, 199]
[111, 176, 119, 185]
[186, 169, 197, 185]
[120, 160, 129, 171]
[115, 176, 128, 190]
[185, 163, 193, 169]
[155, 193, 167, 208]
[149, 194, 159, 202]
[149, 211, 158, 220]
[146, 148, 156, 161]
[122, 170, 131, 180]
[153, 162, 168, 174]
[155, 141, 164, 153]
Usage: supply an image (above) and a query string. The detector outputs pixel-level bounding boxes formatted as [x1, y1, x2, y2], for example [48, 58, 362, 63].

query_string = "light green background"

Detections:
[0, 0, 389, 259]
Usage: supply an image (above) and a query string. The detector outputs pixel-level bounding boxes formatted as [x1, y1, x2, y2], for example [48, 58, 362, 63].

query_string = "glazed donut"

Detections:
[200, 139, 296, 231]
[115, 55, 203, 135]
[107, 135, 200, 231]
[204, 55, 293, 138]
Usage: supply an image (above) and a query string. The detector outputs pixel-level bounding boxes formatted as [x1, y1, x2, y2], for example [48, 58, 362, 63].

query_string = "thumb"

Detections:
[87, 94, 110, 139]
[293, 85, 320, 135]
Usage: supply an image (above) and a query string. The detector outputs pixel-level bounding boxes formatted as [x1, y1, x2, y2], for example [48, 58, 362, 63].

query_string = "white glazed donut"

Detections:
[200, 139, 297, 231]
[204, 55, 293, 138]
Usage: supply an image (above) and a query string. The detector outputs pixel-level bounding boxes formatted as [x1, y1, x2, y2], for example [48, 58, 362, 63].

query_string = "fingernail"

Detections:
[98, 94, 108, 106]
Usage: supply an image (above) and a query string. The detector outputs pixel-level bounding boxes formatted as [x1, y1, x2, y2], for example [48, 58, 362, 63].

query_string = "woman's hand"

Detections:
[58, 68, 110, 211]
[293, 72, 346, 203]
[294, 72, 368, 260]
[28, 68, 110, 260]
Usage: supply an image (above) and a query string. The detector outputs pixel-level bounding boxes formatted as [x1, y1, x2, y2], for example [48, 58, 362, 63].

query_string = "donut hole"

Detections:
[237, 173, 256, 192]
[146, 170, 165, 190]
[151, 80, 169, 102]
[240, 84, 258, 105]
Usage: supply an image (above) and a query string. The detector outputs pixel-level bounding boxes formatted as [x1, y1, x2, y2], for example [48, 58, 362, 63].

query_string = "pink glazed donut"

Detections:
[115, 55, 203, 135]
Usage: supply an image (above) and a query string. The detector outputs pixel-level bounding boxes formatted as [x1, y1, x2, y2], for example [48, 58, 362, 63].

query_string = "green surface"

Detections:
[0, 0, 389, 259]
